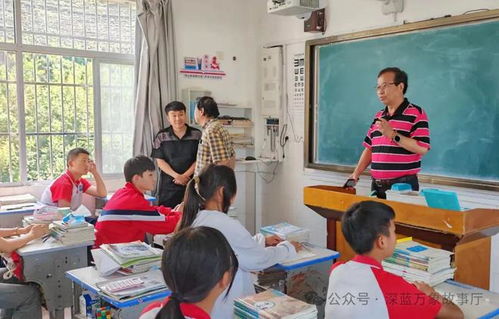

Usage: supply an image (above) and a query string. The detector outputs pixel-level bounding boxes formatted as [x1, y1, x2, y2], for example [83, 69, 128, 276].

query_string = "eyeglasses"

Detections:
[375, 82, 398, 91]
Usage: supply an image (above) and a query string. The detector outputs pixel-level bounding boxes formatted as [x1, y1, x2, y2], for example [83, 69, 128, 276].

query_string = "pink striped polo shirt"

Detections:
[363, 99, 430, 180]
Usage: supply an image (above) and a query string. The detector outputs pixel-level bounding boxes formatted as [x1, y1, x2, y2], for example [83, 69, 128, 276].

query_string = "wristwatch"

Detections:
[392, 132, 401, 143]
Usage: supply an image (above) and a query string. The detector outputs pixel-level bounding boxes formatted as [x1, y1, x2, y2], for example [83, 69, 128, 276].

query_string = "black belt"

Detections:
[372, 175, 417, 188]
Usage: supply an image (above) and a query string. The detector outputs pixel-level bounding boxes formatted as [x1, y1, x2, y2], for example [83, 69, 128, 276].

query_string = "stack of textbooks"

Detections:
[23, 215, 53, 226]
[50, 220, 95, 245]
[96, 269, 166, 300]
[260, 222, 310, 242]
[100, 241, 162, 273]
[383, 239, 456, 286]
[234, 289, 317, 319]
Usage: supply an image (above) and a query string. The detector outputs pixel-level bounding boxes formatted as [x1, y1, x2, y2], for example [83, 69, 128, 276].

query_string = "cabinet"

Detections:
[217, 103, 254, 156]
[181, 88, 211, 124]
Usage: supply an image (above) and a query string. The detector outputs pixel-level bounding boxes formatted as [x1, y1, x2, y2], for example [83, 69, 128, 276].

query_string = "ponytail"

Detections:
[178, 165, 237, 231]
[155, 295, 184, 319]
[179, 177, 205, 230]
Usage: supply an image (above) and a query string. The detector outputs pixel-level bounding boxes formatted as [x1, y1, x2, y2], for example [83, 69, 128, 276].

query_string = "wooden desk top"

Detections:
[304, 185, 499, 240]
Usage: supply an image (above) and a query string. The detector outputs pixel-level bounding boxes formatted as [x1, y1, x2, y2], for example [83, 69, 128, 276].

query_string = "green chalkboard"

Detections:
[312, 18, 499, 183]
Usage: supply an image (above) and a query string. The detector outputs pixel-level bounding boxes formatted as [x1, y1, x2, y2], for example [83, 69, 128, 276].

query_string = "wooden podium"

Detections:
[304, 185, 499, 289]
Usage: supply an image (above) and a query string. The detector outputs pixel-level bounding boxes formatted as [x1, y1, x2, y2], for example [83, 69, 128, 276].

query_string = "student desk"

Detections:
[66, 266, 170, 319]
[0, 205, 36, 228]
[259, 246, 339, 319]
[435, 280, 499, 319]
[304, 185, 499, 290]
[17, 238, 94, 319]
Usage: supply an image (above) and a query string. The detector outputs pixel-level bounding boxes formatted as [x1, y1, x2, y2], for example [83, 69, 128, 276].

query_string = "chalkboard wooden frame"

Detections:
[304, 9, 499, 191]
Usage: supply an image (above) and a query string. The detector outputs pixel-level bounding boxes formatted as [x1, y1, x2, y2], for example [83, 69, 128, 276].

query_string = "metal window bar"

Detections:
[117, 3, 121, 52]
[56, 0, 61, 46]
[43, 0, 48, 44]
[82, 0, 86, 49]
[69, 0, 74, 48]
[47, 55, 54, 177]
[94, 0, 98, 50]
[85, 58, 89, 148]
[2, 0, 7, 43]
[59, 55, 64, 156]
[29, 0, 34, 44]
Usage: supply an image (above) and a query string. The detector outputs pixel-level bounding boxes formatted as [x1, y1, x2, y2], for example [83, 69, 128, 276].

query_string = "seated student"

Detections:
[177, 164, 301, 319]
[40, 147, 107, 211]
[0, 225, 49, 319]
[140, 226, 238, 319]
[326, 201, 463, 319]
[94, 155, 181, 247]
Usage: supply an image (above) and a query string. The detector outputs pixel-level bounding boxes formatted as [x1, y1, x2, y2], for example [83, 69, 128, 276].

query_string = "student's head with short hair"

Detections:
[164, 101, 187, 132]
[178, 165, 237, 230]
[342, 201, 396, 258]
[66, 147, 91, 175]
[155, 226, 238, 319]
[123, 155, 156, 193]
[194, 96, 219, 125]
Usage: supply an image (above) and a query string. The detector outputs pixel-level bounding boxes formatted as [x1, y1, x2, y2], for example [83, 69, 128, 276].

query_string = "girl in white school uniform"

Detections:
[177, 164, 301, 319]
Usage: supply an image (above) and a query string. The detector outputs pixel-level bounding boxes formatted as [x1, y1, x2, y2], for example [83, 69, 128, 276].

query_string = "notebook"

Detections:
[421, 189, 463, 211]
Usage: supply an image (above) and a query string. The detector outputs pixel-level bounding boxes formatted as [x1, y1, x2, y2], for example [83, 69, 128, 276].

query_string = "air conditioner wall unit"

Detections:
[267, 0, 319, 16]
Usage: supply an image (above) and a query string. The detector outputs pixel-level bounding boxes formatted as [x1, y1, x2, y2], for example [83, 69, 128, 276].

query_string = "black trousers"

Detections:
[371, 174, 419, 199]
[158, 187, 185, 208]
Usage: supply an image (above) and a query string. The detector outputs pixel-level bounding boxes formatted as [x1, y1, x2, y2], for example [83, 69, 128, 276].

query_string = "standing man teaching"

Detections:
[350, 67, 431, 198]
[151, 101, 201, 207]
[194, 96, 235, 176]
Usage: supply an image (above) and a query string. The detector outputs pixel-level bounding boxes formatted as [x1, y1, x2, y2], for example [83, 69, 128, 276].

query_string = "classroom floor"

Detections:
[41, 307, 72, 319]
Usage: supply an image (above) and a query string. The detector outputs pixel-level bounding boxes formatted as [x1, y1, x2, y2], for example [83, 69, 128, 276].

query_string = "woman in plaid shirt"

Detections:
[193, 96, 235, 176]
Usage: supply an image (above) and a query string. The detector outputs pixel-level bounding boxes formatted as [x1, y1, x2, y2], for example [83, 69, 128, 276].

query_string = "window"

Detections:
[0, 0, 15, 43]
[21, 0, 135, 54]
[0, 0, 135, 183]
[0, 50, 19, 182]
[100, 62, 133, 174]
[24, 53, 95, 180]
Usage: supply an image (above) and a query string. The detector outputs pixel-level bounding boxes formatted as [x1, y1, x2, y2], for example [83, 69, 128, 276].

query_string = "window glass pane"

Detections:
[100, 63, 133, 174]
[0, 0, 15, 43]
[23, 53, 94, 181]
[20, 0, 136, 54]
[0, 50, 19, 182]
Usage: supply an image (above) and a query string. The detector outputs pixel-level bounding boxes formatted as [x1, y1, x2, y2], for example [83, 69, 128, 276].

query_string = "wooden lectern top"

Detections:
[304, 185, 499, 241]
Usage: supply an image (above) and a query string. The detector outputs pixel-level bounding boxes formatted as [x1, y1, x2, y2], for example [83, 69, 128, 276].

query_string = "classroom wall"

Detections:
[172, 0, 259, 107]
[252, 0, 499, 292]
[171, 0, 261, 231]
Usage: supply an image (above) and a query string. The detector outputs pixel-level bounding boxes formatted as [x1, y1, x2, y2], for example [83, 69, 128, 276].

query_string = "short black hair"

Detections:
[123, 155, 155, 182]
[341, 201, 395, 254]
[164, 101, 186, 114]
[378, 67, 408, 94]
[66, 148, 89, 167]
[196, 96, 219, 118]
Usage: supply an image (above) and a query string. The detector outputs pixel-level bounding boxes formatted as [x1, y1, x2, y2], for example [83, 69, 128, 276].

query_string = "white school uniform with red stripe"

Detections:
[326, 255, 442, 319]
[40, 170, 91, 210]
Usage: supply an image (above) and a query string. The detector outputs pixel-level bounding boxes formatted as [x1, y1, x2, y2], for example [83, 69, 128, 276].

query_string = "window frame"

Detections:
[0, 0, 135, 185]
